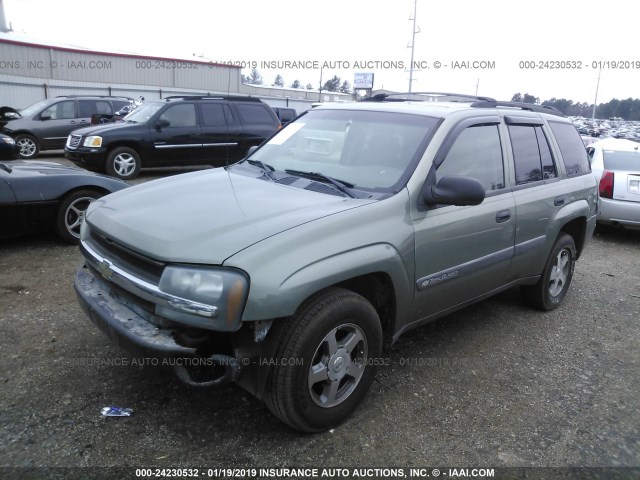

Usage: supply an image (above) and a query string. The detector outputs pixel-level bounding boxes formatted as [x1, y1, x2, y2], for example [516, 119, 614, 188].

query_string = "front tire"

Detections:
[15, 134, 39, 159]
[106, 147, 141, 179]
[55, 190, 103, 244]
[265, 288, 382, 432]
[522, 233, 576, 310]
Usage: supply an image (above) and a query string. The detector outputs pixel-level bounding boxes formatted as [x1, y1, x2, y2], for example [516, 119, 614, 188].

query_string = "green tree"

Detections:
[511, 93, 523, 102]
[247, 67, 263, 85]
[522, 93, 540, 104]
[323, 75, 341, 92]
[306, 83, 314, 90]
[290, 80, 301, 89]
[339, 80, 352, 94]
[273, 75, 284, 87]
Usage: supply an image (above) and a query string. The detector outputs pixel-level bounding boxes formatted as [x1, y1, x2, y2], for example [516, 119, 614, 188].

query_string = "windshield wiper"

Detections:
[247, 159, 276, 181]
[0, 163, 12, 173]
[285, 169, 356, 198]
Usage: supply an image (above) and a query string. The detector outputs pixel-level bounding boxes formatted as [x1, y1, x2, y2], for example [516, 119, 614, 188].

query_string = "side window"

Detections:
[78, 100, 113, 117]
[509, 125, 557, 184]
[236, 104, 277, 125]
[200, 103, 226, 126]
[42, 100, 75, 120]
[436, 124, 505, 192]
[159, 104, 197, 127]
[548, 121, 591, 176]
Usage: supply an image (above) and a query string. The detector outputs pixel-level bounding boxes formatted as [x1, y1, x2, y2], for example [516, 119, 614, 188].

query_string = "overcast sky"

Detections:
[4, 0, 640, 104]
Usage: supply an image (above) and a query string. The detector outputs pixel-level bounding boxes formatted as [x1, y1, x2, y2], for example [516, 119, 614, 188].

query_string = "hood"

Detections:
[3, 160, 96, 176]
[85, 168, 375, 264]
[70, 121, 144, 137]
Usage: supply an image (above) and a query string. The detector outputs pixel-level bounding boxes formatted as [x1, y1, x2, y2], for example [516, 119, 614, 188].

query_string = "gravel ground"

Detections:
[1, 156, 639, 480]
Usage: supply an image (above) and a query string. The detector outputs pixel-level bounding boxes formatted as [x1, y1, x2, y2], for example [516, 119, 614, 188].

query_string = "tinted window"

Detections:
[201, 103, 226, 126]
[159, 104, 197, 127]
[437, 125, 504, 192]
[78, 100, 112, 117]
[236, 104, 277, 125]
[602, 150, 640, 170]
[509, 125, 557, 184]
[548, 121, 590, 176]
[42, 100, 75, 120]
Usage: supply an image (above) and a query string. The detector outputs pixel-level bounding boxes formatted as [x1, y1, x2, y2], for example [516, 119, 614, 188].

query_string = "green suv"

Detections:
[74, 93, 598, 432]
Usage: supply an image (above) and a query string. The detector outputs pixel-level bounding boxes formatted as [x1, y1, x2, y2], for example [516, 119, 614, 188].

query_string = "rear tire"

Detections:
[55, 189, 103, 244]
[522, 233, 576, 310]
[106, 147, 141, 179]
[264, 288, 382, 432]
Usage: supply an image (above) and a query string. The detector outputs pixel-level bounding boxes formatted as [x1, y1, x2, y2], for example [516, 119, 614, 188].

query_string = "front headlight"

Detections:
[158, 266, 249, 329]
[83, 136, 103, 148]
[1, 136, 15, 144]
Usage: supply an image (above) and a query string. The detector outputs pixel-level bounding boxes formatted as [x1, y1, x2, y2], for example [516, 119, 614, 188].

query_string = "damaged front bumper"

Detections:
[74, 266, 240, 386]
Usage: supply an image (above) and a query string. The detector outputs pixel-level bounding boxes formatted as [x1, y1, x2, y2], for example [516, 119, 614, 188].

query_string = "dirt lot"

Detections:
[1, 156, 639, 480]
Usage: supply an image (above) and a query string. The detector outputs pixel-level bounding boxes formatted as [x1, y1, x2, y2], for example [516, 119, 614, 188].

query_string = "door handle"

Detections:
[496, 209, 511, 223]
[554, 195, 567, 206]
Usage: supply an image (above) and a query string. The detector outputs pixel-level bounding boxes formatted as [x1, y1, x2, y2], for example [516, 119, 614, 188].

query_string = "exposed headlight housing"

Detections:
[83, 136, 103, 148]
[157, 266, 249, 330]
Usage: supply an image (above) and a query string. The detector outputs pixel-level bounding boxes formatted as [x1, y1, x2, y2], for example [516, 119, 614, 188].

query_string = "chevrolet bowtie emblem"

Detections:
[97, 259, 114, 280]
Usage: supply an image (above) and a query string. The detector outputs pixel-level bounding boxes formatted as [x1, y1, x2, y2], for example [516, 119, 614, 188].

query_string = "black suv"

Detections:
[65, 96, 281, 179]
[0, 96, 133, 159]
[272, 106, 297, 125]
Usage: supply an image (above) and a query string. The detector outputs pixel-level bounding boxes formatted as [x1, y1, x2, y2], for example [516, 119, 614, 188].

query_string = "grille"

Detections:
[67, 134, 82, 149]
[85, 228, 166, 284]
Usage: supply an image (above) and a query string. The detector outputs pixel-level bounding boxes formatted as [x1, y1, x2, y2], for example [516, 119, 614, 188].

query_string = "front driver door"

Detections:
[412, 118, 516, 320]
[150, 103, 202, 165]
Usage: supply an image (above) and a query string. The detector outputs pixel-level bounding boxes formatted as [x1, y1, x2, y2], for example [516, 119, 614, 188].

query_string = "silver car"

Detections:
[588, 138, 640, 228]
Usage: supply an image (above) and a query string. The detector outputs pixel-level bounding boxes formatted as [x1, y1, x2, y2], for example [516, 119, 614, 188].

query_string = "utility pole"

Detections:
[592, 65, 602, 122]
[408, 0, 419, 93]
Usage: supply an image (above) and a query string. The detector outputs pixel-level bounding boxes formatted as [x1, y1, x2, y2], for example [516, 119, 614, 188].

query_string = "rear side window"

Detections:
[236, 104, 277, 125]
[509, 125, 557, 184]
[78, 100, 113, 117]
[201, 103, 226, 126]
[548, 121, 590, 176]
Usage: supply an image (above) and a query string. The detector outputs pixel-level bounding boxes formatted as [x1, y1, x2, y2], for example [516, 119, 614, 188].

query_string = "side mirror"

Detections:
[154, 118, 170, 130]
[422, 175, 485, 206]
[40, 113, 51, 121]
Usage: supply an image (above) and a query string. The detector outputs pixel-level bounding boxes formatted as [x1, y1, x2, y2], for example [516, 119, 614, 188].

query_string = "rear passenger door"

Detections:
[235, 102, 280, 159]
[506, 117, 565, 280]
[413, 117, 516, 319]
[199, 102, 243, 166]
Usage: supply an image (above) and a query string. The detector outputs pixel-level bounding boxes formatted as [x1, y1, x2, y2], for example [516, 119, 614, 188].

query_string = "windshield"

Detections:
[603, 150, 640, 171]
[248, 109, 438, 192]
[20, 100, 53, 118]
[122, 102, 164, 123]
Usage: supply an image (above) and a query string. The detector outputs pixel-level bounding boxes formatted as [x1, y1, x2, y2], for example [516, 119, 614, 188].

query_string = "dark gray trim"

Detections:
[416, 245, 514, 291]
[514, 235, 546, 257]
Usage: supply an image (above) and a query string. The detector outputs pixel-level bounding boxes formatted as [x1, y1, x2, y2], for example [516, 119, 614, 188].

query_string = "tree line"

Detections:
[242, 68, 353, 94]
[511, 93, 640, 121]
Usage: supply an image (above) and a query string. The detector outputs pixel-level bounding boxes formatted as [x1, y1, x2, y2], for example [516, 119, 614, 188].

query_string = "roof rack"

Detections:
[55, 95, 134, 99]
[163, 95, 262, 102]
[470, 100, 566, 117]
[360, 92, 496, 103]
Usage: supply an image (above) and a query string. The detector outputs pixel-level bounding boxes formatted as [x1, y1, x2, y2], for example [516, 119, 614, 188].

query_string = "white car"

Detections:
[587, 138, 640, 228]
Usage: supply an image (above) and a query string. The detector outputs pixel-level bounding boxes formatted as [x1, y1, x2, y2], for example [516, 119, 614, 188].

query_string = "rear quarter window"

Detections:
[548, 121, 591, 176]
[236, 104, 278, 125]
